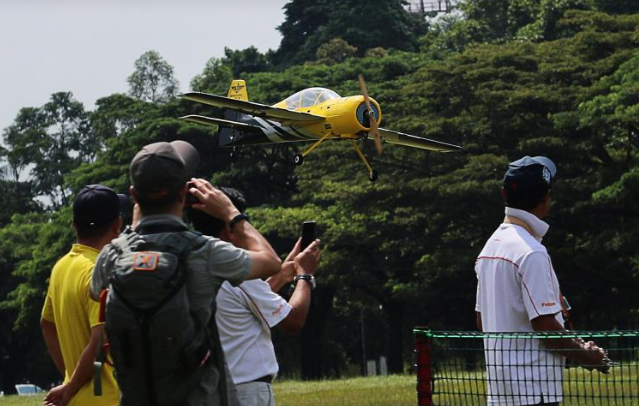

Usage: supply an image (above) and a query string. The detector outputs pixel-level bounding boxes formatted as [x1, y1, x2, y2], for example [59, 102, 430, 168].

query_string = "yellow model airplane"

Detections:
[180, 76, 460, 181]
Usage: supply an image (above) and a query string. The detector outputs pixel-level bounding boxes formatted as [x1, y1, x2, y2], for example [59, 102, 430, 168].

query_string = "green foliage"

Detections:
[127, 50, 179, 103]
[2, 92, 95, 208]
[2, 3, 639, 388]
[0, 211, 73, 388]
[223, 46, 271, 77]
[579, 52, 639, 154]
[190, 57, 233, 94]
[593, 0, 639, 14]
[273, 0, 428, 66]
[431, 0, 596, 50]
[190, 47, 272, 92]
[316, 38, 358, 65]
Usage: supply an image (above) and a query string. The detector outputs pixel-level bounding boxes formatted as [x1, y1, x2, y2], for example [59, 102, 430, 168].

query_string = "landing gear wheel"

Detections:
[369, 170, 378, 182]
[294, 154, 304, 166]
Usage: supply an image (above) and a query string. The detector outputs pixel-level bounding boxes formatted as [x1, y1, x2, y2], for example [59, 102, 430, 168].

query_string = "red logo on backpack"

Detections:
[133, 252, 160, 271]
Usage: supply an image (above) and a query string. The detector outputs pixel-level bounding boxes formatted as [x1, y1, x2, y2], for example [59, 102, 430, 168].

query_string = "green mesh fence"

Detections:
[413, 329, 639, 406]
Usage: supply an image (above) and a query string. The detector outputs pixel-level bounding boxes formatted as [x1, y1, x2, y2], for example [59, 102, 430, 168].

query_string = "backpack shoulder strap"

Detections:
[110, 231, 140, 255]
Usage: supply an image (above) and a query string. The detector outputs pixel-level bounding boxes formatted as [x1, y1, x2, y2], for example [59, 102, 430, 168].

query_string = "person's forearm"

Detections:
[41, 319, 65, 376]
[532, 314, 604, 368]
[233, 220, 281, 278]
[267, 272, 291, 292]
[278, 282, 312, 334]
[66, 327, 103, 395]
[232, 220, 277, 258]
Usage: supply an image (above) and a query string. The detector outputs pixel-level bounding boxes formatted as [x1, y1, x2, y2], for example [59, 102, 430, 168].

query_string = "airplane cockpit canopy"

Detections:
[283, 88, 341, 109]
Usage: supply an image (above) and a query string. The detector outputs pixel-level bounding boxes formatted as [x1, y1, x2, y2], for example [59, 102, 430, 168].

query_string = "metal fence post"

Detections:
[414, 329, 433, 406]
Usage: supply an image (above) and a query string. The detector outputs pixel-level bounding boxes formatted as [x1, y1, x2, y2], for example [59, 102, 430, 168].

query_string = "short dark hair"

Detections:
[502, 185, 550, 212]
[75, 217, 119, 240]
[187, 187, 247, 237]
[135, 186, 183, 214]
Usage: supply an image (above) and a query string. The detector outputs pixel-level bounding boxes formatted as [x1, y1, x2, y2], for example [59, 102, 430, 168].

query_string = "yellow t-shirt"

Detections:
[42, 244, 119, 406]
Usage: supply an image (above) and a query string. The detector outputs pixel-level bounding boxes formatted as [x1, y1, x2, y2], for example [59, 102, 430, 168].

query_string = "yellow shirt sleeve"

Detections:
[42, 291, 54, 322]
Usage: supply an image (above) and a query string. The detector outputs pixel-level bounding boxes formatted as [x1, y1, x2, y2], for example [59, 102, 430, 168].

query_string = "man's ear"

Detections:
[500, 187, 508, 204]
[177, 184, 188, 204]
[542, 189, 552, 207]
[112, 216, 124, 236]
[129, 186, 140, 204]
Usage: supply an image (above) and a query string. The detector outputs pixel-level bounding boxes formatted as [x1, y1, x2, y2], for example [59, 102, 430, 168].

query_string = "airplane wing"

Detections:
[180, 115, 262, 132]
[180, 92, 325, 123]
[373, 128, 461, 152]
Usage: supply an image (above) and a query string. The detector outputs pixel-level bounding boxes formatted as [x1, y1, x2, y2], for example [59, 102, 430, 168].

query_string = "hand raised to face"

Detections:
[188, 178, 240, 223]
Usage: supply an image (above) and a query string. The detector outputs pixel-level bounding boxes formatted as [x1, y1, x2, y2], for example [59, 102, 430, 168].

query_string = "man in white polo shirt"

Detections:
[187, 187, 321, 406]
[475, 156, 609, 406]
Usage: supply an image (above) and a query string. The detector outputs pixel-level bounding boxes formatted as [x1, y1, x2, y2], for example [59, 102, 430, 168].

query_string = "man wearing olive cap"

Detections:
[474, 156, 608, 406]
[90, 140, 281, 406]
[41, 185, 127, 406]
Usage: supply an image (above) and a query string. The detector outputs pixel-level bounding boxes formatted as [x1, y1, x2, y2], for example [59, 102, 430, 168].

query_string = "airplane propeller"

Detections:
[358, 74, 383, 154]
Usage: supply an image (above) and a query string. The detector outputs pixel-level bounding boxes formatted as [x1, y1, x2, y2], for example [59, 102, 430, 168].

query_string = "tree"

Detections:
[190, 57, 233, 94]
[0, 211, 73, 392]
[273, 0, 427, 66]
[223, 46, 271, 77]
[593, 0, 639, 14]
[90, 93, 156, 142]
[315, 38, 358, 65]
[128, 50, 179, 103]
[2, 92, 93, 208]
[1, 107, 47, 185]
[579, 53, 639, 160]
[427, 0, 595, 50]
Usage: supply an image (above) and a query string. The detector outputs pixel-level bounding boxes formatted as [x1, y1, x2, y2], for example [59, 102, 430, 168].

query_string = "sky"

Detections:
[0, 0, 289, 134]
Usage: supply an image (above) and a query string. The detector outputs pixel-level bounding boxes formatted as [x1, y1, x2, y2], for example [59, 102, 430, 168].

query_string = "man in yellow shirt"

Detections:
[41, 185, 126, 406]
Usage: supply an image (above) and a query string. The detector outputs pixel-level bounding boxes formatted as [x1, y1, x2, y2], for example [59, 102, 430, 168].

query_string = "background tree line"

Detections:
[1, 0, 638, 392]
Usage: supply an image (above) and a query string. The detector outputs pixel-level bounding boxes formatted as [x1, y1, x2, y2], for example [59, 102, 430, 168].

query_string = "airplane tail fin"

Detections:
[220, 80, 249, 146]
[227, 80, 248, 101]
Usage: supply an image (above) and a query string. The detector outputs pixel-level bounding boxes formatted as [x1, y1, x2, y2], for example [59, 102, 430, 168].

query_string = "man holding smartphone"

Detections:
[187, 188, 320, 406]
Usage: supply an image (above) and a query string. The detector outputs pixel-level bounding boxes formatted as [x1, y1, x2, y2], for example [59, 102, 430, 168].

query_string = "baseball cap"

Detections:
[130, 140, 199, 202]
[73, 185, 130, 227]
[503, 156, 557, 192]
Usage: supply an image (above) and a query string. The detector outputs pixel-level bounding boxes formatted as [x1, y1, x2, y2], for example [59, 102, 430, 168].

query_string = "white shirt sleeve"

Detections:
[519, 251, 562, 320]
[475, 281, 482, 312]
[237, 279, 292, 328]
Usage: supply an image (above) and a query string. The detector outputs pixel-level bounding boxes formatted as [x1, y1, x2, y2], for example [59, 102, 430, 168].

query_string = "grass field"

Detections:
[430, 363, 639, 406]
[5, 369, 638, 406]
[0, 375, 417, 406]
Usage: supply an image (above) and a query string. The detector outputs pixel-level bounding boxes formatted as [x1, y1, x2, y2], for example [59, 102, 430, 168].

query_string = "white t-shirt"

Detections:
[475, 208, 565, 406]
[215, 279, 292, 385]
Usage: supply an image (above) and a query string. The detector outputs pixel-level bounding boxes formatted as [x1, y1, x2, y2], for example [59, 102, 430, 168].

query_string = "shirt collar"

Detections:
[504, 207, 549, 241]
[72, 243, 100, 255]
[136, 214, 187, 230]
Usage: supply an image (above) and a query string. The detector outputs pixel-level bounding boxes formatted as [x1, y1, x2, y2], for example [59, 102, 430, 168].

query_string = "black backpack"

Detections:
[101, 227, 211, 406]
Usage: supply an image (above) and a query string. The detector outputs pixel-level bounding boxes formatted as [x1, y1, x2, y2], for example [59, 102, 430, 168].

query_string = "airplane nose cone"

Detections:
[356, 101, 380, 128]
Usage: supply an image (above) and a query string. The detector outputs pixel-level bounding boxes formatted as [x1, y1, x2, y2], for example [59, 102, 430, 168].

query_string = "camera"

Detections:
[185, 181, 200, 205]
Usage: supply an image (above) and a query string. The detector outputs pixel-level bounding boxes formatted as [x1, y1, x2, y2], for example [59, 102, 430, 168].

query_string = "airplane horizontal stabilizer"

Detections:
[180, 92, 325, 124]
[373, 128, 461, 152]
[180, 115, 262, 132]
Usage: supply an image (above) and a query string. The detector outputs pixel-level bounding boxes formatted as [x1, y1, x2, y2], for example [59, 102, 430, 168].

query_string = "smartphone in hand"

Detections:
[301, 221, 316, 250]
